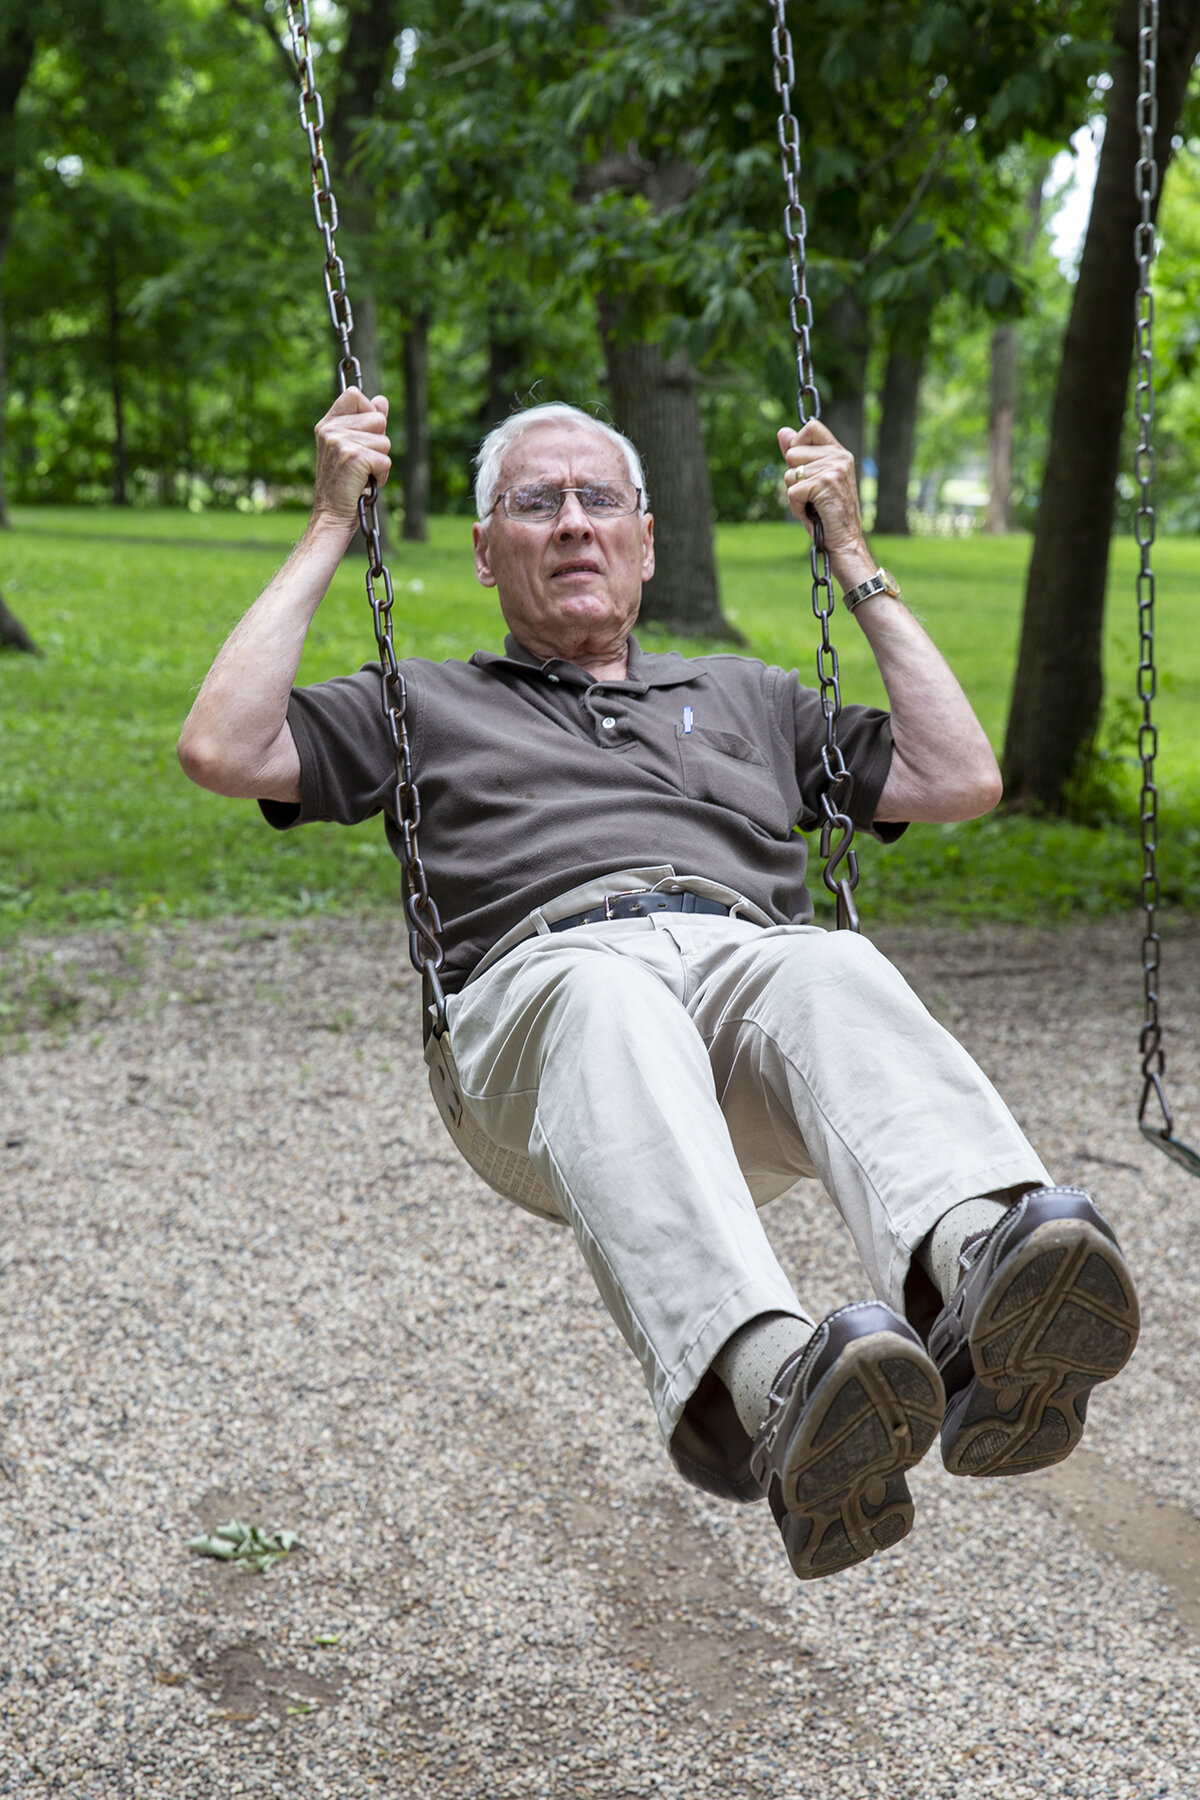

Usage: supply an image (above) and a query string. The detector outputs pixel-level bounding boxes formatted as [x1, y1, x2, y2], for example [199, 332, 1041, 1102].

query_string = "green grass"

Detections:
[1, 504, 1198, 942]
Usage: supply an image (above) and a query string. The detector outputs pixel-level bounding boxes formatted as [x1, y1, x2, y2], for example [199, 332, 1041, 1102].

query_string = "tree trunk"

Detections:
[600, 303, 737, 639]
[106, 255, 128, 507]
[873, 320, 929, 534]
[984, 322, 1017, 534]
[986, 170, 1046, 536]
[816, 284, 869, 486]
[179, 375, 193, 507]
[0, 10, 38, 529]
[349, 271, 392, 546]
[1002, 0, 1200, 811]
[0, 589, 39, 653]
[401, 310, 430, 543]
[479, 320, 524, 435]
[0, 271, 9, 527]
[157, 375, 172, 506]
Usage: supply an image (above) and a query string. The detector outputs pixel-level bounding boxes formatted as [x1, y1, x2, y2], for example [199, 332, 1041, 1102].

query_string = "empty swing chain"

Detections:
[768, 0, 860, 932]
[1132, 4, 1197, 1174]
[283, 1, 447, 1019]
[1134, 0, 1168, 1133]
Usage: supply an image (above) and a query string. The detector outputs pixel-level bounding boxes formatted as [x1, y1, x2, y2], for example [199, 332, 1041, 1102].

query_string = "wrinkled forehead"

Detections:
[498, 422, 628, 489]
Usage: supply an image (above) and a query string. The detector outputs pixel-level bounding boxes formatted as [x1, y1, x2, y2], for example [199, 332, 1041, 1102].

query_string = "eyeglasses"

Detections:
[489, 480, 642, 523]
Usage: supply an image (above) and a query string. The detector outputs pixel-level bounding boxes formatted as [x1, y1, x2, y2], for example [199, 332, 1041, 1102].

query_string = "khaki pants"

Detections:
[446, 886, 1049, 1500]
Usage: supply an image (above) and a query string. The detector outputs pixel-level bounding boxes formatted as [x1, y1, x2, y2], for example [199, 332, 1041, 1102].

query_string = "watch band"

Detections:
[841, 567, 901, 613]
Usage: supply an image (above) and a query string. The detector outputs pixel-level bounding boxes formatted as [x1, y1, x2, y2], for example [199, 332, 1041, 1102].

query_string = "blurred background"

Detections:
[1, 0, 1199, 938]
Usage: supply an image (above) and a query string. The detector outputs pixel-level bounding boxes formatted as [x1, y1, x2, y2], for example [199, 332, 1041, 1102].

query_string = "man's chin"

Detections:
[549, 589, 612, 623]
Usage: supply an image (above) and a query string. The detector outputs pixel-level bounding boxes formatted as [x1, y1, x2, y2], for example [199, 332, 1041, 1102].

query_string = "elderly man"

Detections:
[178, 389, 1140, 1581]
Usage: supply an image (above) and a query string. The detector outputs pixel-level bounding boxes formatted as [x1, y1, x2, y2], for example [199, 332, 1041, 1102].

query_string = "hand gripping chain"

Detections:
[282, 0, 859, 995]
[1132, 0, 1199, 1175]
[768, 0, 860, 932]
[284, 1, 448, 1029]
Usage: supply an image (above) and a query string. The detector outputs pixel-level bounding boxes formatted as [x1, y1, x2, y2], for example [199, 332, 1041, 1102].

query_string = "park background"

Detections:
[1, 0, 1200, 944]
[4, 8, 1200, 1797]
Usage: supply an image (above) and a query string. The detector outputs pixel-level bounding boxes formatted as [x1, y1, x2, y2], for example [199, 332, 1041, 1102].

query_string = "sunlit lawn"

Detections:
[1, 504, 1198, 941]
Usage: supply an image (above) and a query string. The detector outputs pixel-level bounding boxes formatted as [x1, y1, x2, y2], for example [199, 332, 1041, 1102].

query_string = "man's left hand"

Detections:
[777, 422, 870, 574]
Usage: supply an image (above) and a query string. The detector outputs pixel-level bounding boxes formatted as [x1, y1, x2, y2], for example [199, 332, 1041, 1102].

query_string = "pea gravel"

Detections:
[2, 910, 1199, 1799]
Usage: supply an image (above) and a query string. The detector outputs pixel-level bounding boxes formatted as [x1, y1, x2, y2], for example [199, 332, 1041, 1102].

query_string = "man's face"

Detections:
[472, 421, 655, 661]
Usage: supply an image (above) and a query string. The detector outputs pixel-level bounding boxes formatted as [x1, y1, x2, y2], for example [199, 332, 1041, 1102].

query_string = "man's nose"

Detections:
[555, 492, 593, 536]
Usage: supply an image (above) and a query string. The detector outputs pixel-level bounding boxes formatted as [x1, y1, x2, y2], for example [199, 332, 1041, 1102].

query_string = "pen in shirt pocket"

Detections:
[682, 705, 693, 735]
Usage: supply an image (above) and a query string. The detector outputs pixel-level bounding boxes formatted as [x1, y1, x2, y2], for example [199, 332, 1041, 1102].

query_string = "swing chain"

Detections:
[769, 0, 859, 931]
[283, 0, 446, 1008]
[1134, 0, 1168, 1135]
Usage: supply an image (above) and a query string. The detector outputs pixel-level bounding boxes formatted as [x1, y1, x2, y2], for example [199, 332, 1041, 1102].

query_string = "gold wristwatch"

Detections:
[841, 567, 901, 613]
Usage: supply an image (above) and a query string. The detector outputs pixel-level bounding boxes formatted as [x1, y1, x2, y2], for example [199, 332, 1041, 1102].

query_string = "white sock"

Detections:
[712, 1311, 815, 1437]
[918, 1192, 1025, 1305]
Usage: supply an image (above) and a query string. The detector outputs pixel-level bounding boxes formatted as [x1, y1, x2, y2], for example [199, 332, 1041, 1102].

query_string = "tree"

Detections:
[5, 0, 338, 509]
[791, 0, 1110, 495]
[443, 0, 756, 637]
[0, 4, 38, 526]
[984, 163, 1047, 534]
[1002, 0, 1200, 812]
[874, 300, 934, 533]
[0, 588, 38, 651]
[0, 4, 39, 656]
[321, 0, 409, 537]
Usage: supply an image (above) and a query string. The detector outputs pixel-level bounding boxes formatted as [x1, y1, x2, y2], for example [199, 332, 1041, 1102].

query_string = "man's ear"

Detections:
[641, 512, 655, 583]
[473, 522, 497, 588]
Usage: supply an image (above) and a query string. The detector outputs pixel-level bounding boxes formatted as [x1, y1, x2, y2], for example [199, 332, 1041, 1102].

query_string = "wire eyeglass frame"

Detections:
[488, 480, 643, 523]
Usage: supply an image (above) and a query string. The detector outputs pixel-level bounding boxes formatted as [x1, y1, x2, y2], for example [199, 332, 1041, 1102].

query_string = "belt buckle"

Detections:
[602, 888, 652, 920]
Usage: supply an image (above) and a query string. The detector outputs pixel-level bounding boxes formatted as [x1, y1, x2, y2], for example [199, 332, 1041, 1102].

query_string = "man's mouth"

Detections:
[551, 561, 603, 578]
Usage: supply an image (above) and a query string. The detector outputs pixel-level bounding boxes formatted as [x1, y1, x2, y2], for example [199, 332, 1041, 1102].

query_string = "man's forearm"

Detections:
[778, 422, 1000, 825]
[179, 388, 393, 802]
[177, 512, 354, 801]
[847, 589, 1001, 824]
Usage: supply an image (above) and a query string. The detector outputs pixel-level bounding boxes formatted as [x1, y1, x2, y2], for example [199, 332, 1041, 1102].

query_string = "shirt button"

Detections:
[547, 674, 560, 683]
[601, 716, 616, 729]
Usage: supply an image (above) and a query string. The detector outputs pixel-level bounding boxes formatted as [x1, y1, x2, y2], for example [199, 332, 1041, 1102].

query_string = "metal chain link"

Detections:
[281, 0, 857, 979]
[283, 1, 447, 1014]
[769, 0, 859, 931]
[1134, 0, 1167, 1131]
[1132, 3, 1197, 1173]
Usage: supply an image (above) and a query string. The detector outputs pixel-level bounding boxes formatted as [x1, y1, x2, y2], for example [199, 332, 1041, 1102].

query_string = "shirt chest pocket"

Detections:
[675, 724, 791, 837]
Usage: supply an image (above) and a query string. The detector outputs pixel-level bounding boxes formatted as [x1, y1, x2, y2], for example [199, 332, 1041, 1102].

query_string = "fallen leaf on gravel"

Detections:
[186, 1518, 300, 1574]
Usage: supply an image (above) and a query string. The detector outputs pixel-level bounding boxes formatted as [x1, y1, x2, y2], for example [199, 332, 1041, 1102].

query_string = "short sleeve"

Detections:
[257, 664, 394, 832]
[780, 670, 907, 842]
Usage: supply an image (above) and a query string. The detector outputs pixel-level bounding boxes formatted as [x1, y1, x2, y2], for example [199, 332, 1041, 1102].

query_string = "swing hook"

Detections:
[820, 801, 860, 935]
[1138, 1073, 1200, 1177]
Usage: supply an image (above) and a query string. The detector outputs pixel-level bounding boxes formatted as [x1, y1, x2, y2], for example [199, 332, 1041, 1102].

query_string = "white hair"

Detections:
[473, 402, 648, 522]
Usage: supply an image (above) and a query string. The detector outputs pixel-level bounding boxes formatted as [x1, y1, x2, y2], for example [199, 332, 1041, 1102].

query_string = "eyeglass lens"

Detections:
[503, 481, 638, 520]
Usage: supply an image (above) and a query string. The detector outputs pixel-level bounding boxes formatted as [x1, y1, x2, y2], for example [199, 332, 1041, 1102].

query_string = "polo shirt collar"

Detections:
[469, 633, 698, 691]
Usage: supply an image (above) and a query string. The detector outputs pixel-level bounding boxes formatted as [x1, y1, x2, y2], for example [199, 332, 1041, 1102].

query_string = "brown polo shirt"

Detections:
[260, 634, 901, 991]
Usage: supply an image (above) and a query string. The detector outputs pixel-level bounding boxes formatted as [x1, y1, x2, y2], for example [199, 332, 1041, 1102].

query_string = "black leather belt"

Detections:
[549, 889, 732, 932]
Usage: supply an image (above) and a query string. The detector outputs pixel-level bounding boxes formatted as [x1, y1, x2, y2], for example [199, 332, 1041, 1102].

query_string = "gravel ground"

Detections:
[2, 910, 1199, 1799]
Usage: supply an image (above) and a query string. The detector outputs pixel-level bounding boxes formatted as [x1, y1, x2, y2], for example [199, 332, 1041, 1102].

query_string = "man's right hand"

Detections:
[312, 387, 392, 532]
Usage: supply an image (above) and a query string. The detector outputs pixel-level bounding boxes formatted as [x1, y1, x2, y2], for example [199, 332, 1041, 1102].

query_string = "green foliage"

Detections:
[7, 0, 331, 507]
[2, 0, 1134, 525]
[1060, 694, 1143, 827]
[2, 511, 1198, 944]
[1148, 141, 1200, 530]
